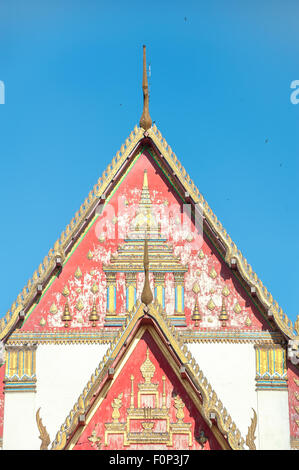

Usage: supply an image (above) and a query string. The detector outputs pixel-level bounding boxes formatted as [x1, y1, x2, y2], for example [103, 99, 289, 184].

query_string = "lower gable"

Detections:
[69, 329, 223, 450]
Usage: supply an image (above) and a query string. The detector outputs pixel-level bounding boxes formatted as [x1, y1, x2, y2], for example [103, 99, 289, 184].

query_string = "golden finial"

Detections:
[140, 348, 155, 383]
[89, 298, 99, 327]
[139, 45, 152, 131]
[143, 168, 149, 189]
[219, 296, 228, 327]
[192, 298, 201, 326]
[61, 300, 72, 327]
[141, 239, 153, 306]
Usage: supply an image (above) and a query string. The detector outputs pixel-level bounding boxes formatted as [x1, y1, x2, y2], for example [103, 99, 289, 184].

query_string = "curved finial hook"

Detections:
[139, 45, 152, 131]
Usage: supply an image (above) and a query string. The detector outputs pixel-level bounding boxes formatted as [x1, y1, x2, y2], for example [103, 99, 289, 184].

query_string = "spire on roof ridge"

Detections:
[139, 45, 152, 131]
[141, 239, 153, 307]
[143, 169, 148, 189]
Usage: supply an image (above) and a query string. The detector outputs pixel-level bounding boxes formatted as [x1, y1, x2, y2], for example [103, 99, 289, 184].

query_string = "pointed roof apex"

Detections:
[139, 45, 152, 131]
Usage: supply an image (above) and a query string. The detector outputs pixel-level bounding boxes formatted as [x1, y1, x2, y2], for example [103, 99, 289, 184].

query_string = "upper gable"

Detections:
[12, 146, 275, 335]
[1, 124, 297, 348]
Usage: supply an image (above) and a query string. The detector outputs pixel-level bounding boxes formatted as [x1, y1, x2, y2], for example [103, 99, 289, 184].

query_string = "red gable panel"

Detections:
[73, 330, 221, 450]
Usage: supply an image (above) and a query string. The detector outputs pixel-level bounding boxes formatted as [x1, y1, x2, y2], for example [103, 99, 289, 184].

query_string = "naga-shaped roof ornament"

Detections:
[139, 45, 152, 131]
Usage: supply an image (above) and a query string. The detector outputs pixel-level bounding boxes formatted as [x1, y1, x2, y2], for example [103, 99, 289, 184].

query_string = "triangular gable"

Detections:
[1, 124, 297, 347]
[70, 329, 222, 450]
[50, 302, 251, 450]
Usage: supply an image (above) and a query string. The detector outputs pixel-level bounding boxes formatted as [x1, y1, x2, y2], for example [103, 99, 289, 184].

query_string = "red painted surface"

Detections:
[287, 363, 299, 441]
[0, 363, 5, 443]
[21, 150, 269, 333]
[73, 330, 222, 450]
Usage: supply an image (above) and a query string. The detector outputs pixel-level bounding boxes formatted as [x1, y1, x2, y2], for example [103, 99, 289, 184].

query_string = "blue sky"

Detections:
[0, 0, 298, 323]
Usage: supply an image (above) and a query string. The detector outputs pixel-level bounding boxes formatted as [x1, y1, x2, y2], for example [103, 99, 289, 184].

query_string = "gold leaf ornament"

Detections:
[234, 302, 242, 314]
[87, 250, 93, 260]
[222, 285, 230, 297]
[49, 303, 58, 314]
[91, 283, 99, 294]
[76, 299, 84, 311]
[62, 285, 70, 297]
[207, 298, 216, 311]
[209, 267, 217, 279]
[192, 282, 200, 294]
[74, 267, 82, 279]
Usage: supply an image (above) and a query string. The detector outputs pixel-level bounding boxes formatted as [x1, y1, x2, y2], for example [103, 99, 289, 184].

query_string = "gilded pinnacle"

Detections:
[139, 45, 152, 131]
[61, 300, 72, 327]
[141, 239, 153, 306]
[89, 298, 99, 326]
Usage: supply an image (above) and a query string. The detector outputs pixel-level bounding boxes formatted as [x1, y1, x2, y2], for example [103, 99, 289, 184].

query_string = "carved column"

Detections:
[154, 272, 165, 308]
[126, 272, 136, 312]
[106, 272, 116, 315]
[4, 344, 37, 393]
[3, 344, 39, 449]
[174, 273, 185, 315]
[254, 344, 290, 449]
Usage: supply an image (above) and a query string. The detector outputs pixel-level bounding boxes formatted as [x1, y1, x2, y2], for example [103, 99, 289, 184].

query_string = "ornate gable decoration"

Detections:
[1, 121, 297, 347]
[50, 301, 248, 450]
[103, 348, 193, 447]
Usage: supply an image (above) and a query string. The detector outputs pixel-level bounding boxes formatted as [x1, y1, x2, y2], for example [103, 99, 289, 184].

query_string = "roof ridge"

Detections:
[148, 125, 297, 342]
[0, 125, 143, 340]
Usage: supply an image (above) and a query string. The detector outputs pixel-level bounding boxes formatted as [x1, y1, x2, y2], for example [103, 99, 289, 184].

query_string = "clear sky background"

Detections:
[0, 0, 298, 323]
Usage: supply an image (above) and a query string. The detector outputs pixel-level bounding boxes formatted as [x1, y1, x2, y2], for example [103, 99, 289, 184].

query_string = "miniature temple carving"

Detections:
[103, 170, 187, 326]
[104, 348, 192, 447]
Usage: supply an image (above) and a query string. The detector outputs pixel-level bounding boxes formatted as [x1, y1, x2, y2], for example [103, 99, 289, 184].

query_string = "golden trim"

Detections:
[180, 330, 284, 345]
[6, 329, 284, 346]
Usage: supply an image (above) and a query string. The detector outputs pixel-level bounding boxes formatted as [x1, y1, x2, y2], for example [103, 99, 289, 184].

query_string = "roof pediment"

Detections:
[49, 302, 253, 450]
[1, 123, 298, 356]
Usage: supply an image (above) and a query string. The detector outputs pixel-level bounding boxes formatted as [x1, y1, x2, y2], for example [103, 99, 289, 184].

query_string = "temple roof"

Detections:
[0, 122, 298, 345]
[1, 44, 298, 350]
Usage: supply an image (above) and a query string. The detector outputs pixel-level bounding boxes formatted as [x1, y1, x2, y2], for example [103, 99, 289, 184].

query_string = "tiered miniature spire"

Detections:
[130, 169, 160, 239]
[219, 297, 228, 327]
[89, 298, 99, 327]
[192, 298, 201, 326]
[139, 45, 152, 131]
[103, 171, 188, 274]
[61, 300, 72, 328]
